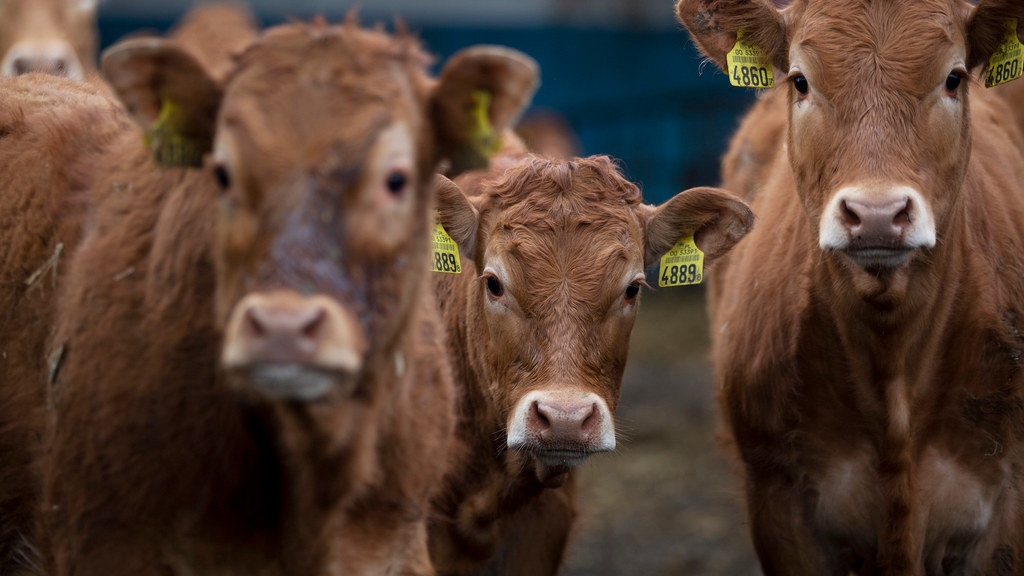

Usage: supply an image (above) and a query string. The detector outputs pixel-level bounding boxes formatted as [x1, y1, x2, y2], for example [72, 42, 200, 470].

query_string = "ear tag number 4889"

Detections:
[727, 31, 774, 89]
[659, 235, 704, 287]
[431, 221, 461, 274]
[986, 19, 1024, 88]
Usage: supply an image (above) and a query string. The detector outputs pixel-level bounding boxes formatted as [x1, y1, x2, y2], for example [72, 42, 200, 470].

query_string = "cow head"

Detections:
[0, 0, 97, 80]
[678, 0, 1024, 299]
[101, 21, 538, 420]
[437, 156, 753, 486]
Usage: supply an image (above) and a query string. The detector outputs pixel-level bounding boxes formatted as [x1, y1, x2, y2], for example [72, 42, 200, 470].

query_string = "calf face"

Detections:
[438, 156, 753, 484]
[679, 0, 1024, 296]
[0, 0, 96, 80]
[102, 21, 537, 423]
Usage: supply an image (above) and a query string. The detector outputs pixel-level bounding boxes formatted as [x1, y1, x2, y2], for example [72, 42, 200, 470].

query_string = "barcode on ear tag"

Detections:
[726, 31, 774, 89]
[986, 20, 1024, 88]
[431, 222, 461, 274]
[658, 235, 704, 287]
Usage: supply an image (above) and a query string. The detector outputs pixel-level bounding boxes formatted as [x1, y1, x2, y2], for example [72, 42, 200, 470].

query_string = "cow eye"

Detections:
[624, 283, 641, 301]
[485, 275, 503, 298]
[792, 74, 809, 95]
[945, 72, 962, 94]
[213, 164, 231, 191]
[386, 171, 408, 196]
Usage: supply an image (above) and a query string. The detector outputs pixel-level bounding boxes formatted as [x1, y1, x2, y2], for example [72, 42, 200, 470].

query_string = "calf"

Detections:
[0, 19, 537, 576]
[428, 147, 753, 575]
[167, 1, 260, 84]
[678, 0, 1024, 573]
[0, 0, 97, 80]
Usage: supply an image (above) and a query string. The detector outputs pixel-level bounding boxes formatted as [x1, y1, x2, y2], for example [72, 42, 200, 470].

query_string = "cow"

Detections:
[677, 0, 1024, 573]
[0, 0, 97, 80]
[167, 1, 260, 85]
[427, 142, 754, 575]
[0, 18, 538, 575]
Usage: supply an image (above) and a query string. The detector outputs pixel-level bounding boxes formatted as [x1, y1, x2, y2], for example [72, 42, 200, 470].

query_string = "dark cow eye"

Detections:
[386, 171, 408, 195]
[213, 164, 231, 191]
[792, 74, 809, 95]
[624, 283, 641, 301]
[945, 72, 962, 93]
[485, 275, 503, 298]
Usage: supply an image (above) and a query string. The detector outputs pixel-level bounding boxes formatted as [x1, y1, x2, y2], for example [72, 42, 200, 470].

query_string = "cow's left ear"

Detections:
[102, 38, 222, 167]
[432, 45, 539, 176]
[435, 175, 482, 257]
[640, 186, 755, 269]
[967, 1, 1024, 71]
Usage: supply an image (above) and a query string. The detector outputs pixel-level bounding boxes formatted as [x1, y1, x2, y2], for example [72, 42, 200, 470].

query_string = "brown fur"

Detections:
[168, 2, 260, 84]
[0, 76, 128, 576]
[429, 150, 753, 575]
[0, 19, 536, 576]
[678, 0, 1024, 574]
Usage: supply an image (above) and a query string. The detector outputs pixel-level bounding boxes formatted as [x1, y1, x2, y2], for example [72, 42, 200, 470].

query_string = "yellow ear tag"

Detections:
[658, 235, 704, 287]
[986, 20, 1024, 88]
[469, 90, 501, 159]
[431, 218, 462, 274]
[144, 100, 209, 167]
[726, 30, 774, 88]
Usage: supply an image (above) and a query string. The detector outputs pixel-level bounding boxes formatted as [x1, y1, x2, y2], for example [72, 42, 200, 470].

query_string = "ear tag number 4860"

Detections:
[727, 30, 774, 89]
[431, 221, 461, 274]
[659, 235, 704, 287]
[986, 19, 1024, 88]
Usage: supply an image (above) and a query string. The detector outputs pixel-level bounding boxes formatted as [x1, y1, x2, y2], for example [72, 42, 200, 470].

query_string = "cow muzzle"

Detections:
[221, 290, 366, 401]
[2, 41, 84, 80]
[506, 390, 615, 482]
[819, 185, 936, 269]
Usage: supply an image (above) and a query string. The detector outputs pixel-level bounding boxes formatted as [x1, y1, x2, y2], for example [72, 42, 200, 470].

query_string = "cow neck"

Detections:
[811, 202, 967, 395]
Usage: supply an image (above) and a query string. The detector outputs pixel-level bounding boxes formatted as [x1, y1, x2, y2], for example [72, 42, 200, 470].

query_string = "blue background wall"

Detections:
[98, 14, 761, 204]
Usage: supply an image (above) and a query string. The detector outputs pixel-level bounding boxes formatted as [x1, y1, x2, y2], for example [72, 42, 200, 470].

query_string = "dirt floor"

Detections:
[561, 286, 762, 576]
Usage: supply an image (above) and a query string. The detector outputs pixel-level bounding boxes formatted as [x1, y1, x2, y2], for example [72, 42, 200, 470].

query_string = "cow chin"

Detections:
[227, 363, 357, 402]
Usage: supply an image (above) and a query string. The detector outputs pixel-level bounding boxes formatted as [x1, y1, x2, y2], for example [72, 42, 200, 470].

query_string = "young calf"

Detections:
[0, 0, 97, 80]
[428, 147, 754, 575]
[0, 20, 537, 576]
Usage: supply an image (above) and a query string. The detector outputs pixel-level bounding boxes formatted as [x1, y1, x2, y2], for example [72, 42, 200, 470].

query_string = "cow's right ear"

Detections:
[431, 46, 539, 177]
[675, 0, 789, 75]
[102, 38, 222, 167]
[435, 175, 481, 257]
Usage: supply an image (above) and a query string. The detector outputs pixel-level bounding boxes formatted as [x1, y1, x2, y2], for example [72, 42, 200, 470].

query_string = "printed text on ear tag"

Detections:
[658, 235, 704, 287]
[986, 20, 1024, 88]
[727, 30, 774, 89]
[145, 100, 209, 167]
[431, 222, 462, 274]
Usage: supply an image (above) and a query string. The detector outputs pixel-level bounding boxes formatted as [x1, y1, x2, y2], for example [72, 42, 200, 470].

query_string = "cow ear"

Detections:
[675, 0, 789, 75]
[435, 175, 481, 257]
[432, 45, 539, 176]
[641, 186, 755, 269]
[102, 38, 222, 167]
[967, 1, 1024, 72]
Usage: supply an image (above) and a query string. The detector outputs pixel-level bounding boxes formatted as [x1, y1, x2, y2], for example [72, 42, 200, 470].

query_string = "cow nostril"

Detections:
[894, 199, 912, 227]
[580, 403, 598, 432]
[841, 200, 861, 227]
[300, 307, 326, 338]
[243, 308, 266, 337]
[532, 401, 551, 428]
[12, 57, 33, 75]
[52, 59, 68, 77]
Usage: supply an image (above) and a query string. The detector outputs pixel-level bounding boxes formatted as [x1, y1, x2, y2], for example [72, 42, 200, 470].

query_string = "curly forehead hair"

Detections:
[487, 154, 642, 212]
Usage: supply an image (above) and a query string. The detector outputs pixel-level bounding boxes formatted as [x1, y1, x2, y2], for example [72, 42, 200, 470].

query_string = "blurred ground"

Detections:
[562, 286, 761, 576]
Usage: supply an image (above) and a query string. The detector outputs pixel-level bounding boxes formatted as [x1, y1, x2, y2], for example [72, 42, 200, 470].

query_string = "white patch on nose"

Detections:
[506, 389, 616, 454]
[819, 184, 936, 251]
[1, 41, 83, 81]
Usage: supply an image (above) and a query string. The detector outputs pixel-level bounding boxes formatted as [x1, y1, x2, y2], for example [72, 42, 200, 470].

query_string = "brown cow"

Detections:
[167, 1, 260, 84]
[678, 0, 1024, 574]
[427, 145, 754, 575]
[0, 19, 538, 576]
[0, 0, 97, 80]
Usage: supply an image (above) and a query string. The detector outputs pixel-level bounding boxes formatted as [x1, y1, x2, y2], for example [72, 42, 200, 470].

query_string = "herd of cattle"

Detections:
[0, 0, 1023, 574]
